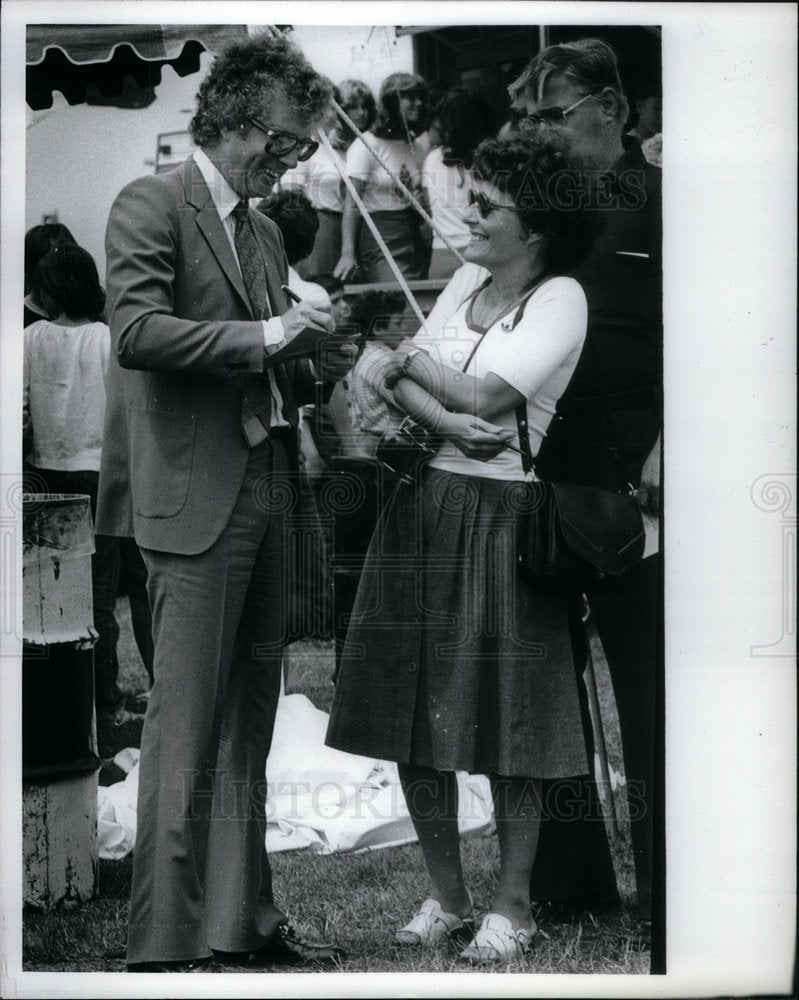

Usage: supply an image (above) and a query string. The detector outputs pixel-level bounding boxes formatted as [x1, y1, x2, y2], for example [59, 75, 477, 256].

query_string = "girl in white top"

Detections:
[410, 263, 586, 480]
[282, 80, 377, 277]
[327, 130, 600, 964]
[335, 72, 432, 283]
[24, 245, 109, 472]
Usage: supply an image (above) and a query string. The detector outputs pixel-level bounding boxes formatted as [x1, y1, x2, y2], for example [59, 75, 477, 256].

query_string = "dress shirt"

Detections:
[193, 148, 289, 425]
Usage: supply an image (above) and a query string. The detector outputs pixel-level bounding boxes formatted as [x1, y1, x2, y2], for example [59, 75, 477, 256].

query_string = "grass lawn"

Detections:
[23, 599, 650, 975]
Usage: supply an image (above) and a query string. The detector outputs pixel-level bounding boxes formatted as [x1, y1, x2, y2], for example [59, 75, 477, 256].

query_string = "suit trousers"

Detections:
[530, 554, 660, 920]
[127, 438, 294, 964]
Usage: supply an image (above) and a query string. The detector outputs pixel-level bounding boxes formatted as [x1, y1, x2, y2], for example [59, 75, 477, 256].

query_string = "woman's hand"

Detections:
[440, 412, 515, 461]
[333, 250, 359, 281]
[383, 340, 419, 389]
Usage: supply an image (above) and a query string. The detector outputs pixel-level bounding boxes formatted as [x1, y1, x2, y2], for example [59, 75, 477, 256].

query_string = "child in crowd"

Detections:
[347, 289, 410, 455]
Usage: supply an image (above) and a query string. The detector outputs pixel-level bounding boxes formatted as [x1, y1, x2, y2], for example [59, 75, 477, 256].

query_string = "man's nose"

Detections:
[278, 147, 300, 169]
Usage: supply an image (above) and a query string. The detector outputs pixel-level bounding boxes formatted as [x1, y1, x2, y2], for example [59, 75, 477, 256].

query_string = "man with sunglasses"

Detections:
[508, 38, 662, 948]
[97, 34, 353, 972]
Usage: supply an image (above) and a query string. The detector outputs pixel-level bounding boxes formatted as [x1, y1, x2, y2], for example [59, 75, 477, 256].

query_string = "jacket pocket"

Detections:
[129, 406, 196, 518]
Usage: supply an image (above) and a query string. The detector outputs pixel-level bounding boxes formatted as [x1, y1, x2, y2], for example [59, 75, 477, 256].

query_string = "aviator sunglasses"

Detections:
[467, 188, 521, 219]
[246, 116, 319, 161]
[524, 92, 597, 129]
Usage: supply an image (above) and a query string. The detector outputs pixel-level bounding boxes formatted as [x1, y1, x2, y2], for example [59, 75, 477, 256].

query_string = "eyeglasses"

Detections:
[247, 116, 319, 161]
[467, 189, 520, 219]
[525, 92, 595, 129]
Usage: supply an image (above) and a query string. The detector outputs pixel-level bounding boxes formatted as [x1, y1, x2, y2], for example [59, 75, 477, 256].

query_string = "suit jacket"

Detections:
[96, 156, 319, 554]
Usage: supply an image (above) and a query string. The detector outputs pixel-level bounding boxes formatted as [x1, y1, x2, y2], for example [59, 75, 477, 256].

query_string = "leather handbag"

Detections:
[515, 405, 645, 592]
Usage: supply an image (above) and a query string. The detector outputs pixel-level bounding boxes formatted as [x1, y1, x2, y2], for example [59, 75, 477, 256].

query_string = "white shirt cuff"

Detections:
[263, 318, 286, 353]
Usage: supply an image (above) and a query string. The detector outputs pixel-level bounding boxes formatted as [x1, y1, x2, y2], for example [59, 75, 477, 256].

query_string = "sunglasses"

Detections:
[247, 116, 319, 161]
[525, 92, 595, 129]
[467, 188, 521, 219]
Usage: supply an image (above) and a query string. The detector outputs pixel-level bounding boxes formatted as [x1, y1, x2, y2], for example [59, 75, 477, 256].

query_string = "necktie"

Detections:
[232, 201, 298, 445]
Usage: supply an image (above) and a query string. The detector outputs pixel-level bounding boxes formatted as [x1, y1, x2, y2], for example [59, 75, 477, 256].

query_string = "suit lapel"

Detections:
[181, 158, 253, 317]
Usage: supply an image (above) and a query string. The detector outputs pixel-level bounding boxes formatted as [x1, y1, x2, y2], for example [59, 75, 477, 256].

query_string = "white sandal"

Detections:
[459, 912, 537, 963]
[395, 898, 474, 948]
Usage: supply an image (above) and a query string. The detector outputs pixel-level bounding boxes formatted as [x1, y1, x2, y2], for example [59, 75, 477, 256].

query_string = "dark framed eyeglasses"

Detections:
[525, 92, 595, 129]
[246, 116, 319, 161]
[467, 188, 520, 219]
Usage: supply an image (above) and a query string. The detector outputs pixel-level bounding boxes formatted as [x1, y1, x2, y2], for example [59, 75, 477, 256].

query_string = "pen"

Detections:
[281, 284, 302, 305]
[281, 283, 329, 387]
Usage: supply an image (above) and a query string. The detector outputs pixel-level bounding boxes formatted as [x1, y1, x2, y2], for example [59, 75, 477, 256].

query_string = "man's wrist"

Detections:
[263, 318, 286, 353]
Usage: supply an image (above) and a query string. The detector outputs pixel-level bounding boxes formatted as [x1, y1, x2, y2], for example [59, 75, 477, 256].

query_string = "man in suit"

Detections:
[508, 38, 663, 950]
[97, 35, 355, 972]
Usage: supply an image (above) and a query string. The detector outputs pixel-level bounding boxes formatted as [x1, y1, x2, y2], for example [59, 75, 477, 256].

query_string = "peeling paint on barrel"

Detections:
[23, 774, 99, 907]
[22, 495, 99, 907]
[22, 495, 95, 646]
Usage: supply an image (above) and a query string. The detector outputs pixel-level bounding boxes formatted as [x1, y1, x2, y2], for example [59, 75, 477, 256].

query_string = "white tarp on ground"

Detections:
[97, 693, 496, 860]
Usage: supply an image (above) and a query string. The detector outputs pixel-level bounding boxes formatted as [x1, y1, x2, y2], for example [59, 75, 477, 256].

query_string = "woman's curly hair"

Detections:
[471, 130, 601, 273]
[189, 35, 332, 146]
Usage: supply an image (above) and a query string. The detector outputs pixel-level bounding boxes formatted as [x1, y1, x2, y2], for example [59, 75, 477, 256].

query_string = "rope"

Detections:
[331, 98, 468, 268]
[317, 130, 428, 332]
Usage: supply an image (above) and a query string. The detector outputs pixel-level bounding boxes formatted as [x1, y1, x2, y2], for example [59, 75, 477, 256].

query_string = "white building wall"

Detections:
[24, 26, 413, 279]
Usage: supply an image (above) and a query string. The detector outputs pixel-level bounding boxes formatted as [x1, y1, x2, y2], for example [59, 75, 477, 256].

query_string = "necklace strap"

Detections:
[469, 272, 549, 331]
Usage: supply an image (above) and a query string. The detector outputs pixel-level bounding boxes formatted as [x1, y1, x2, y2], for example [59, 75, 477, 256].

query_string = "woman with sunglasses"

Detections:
[326, 130, 599, 963]
[334, 72, 432, 284]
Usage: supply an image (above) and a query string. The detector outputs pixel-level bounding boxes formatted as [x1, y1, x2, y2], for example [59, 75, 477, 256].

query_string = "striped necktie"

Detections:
[232, 201, 298, 445]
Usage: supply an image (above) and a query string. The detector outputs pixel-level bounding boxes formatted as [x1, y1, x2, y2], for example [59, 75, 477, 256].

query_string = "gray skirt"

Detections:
[356, 209, 431, 283]
[326, 468, 588, 778]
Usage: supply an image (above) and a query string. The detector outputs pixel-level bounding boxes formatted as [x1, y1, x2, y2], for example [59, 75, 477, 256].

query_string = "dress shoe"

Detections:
[214, 923, 346, 968]
[127, 956, 216, 973]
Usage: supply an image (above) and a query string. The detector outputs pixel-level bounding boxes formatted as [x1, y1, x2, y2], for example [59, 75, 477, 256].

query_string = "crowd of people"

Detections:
[22, 31, 661, 972]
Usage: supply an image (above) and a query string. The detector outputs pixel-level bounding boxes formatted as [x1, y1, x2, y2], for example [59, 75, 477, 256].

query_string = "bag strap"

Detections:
[497, 278, 552, 476]
[455, 276, 492, 371]
[516, 402, 535, 476]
